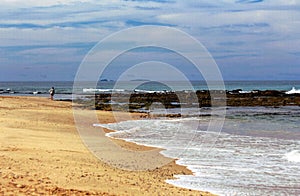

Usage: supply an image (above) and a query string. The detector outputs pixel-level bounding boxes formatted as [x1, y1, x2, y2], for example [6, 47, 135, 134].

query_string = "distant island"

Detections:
[99, 79, 114, 82]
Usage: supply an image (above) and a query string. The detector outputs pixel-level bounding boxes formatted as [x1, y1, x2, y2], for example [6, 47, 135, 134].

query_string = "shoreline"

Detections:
[0, 96, 214, 195]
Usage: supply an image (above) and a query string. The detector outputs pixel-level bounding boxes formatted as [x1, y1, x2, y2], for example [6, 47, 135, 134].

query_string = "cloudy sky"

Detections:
[0, 0, 300, 81]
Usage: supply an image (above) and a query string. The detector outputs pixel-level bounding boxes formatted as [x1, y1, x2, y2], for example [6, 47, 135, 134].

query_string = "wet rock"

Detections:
[92, 90, 300, 113]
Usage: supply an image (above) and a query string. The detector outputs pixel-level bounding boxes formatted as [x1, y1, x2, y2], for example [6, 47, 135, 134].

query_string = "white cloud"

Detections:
[264, 0, 300, 6]
[1, 0, 300, 80]
[1, 0, 93, 8]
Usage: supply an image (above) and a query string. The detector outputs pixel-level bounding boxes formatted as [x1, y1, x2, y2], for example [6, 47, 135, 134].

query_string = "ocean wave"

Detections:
[238, 90, 259, 94]
[284, 150, 300, 163]
[83, 88, 125, 93]
[285, 87, 300, 94]
[133, 89, 170, 93]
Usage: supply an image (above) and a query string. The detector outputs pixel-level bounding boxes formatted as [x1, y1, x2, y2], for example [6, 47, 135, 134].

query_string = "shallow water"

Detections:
[96, 107, 300, 195]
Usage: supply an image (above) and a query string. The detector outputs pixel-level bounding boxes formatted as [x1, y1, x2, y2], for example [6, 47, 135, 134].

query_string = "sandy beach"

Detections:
[0, 96, 213, 195]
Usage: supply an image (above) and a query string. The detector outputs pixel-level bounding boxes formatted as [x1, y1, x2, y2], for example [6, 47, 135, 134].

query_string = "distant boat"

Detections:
[285, 87, 300, 94]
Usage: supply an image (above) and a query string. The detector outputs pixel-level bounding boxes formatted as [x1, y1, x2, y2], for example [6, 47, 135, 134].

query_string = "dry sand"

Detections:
[0, 96, 214, 195]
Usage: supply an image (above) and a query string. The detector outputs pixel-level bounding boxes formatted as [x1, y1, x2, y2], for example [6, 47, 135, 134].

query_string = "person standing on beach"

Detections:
[49, 87, 55, 100]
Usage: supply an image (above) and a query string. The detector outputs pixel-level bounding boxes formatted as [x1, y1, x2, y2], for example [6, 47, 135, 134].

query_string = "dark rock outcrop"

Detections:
[93, 90, 300, 111]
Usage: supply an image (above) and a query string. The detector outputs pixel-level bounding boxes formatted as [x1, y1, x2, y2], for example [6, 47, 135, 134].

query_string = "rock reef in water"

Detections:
[93, 90, 300, 111]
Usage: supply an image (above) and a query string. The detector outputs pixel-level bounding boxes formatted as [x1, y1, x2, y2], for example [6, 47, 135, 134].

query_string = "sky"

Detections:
[0, 0, 300, 81]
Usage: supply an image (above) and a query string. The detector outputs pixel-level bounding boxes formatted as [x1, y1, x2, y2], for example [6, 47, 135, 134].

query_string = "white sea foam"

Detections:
[134, 89, 170, 93]
[238, 90, 258, 94]
[284, 150, 300, 163]
[83, 88, 125, 93]
[285, 87, 300, 94]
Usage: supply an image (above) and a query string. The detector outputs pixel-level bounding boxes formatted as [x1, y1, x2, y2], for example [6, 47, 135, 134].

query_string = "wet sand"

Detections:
[0, 96, 213, 195]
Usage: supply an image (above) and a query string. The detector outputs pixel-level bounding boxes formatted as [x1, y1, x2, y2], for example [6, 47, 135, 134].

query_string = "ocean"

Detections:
[1, 81, 300, 195]
[0, 81, 74, 99]
[1, 80, 300, 95]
